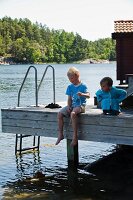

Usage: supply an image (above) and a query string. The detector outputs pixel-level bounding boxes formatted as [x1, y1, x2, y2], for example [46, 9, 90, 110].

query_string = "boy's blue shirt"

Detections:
[66, 82, 88, 107]
[96, 86, 127, 111]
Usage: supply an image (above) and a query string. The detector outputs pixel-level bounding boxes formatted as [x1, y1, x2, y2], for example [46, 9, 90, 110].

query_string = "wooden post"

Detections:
[67, 166, 78, 191]
[33, 136, 36, 146]
[67, 139, 79, 170]
[38, 136, 40, 151]
[15, 134, 18, 154]
[19, 134, 22, 154]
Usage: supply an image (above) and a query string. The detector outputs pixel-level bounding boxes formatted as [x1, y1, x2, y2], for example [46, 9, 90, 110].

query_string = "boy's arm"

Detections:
[66, 85, 72, 109]
[77, 84, 90, 98]
[95, 90, 103, 102]
[116, 88, 127, 103]
[67, 95, 72, 108]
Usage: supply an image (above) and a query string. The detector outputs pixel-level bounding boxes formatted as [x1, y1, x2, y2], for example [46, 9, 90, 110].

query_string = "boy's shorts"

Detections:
[59, 105, 85, 117]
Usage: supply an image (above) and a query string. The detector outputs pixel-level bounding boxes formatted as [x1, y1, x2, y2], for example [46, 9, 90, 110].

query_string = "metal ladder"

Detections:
[15, 65, 56, 154]
[17, 65, 38, 107]
[38, 65, 56, 104]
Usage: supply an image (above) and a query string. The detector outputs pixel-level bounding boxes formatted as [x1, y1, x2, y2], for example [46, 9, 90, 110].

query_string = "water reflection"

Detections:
[16, 152, 42, 180]
[2, 147, 133, 200]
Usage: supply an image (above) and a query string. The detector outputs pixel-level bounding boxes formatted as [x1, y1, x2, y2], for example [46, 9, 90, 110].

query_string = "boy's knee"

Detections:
[58, 112, 63, 119]
[70, 111, 77, 119]
[101, 99, 111, 110]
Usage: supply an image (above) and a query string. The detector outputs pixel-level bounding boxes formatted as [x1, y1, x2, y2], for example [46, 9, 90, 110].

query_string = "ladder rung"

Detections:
[15, 134, 40, 154]
[17, 146, 39, 152]
[17, 135, 33, 138]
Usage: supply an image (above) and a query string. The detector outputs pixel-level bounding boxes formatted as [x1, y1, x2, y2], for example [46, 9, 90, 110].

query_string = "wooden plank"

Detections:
[2, 125, 58, 137]
[1, 109, 58, 121]
[2, 125, 133, 145]
[78, 115, 133, 128]
[79, 133, 133, 146]
[78, 124, 133, 136]
[2, 109, 133, 128]
[2, 122, 133, 139]
[2, 116, 133, 137]
[1, 107, 100, 121]
[2, 118, 59, 129]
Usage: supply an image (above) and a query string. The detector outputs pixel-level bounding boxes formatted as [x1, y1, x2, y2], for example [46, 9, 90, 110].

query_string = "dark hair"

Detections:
[100, 77, 113, 87]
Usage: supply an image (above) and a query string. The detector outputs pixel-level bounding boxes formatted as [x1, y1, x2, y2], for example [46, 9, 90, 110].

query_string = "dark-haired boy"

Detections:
[96, 77, 127, 115]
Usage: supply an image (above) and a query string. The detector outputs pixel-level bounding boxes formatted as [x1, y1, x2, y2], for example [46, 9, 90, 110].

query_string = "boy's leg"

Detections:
[101, 99, 111, 114]
[55, 106, 70, 145]
[70, 107, 82, 146]
[103, 109, 112, 115]
[55, 112, 64, 145]
[110, 110, 120, 116]
[111, 99, 120, 115]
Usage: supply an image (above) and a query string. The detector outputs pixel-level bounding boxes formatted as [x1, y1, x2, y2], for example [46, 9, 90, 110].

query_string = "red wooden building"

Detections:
[112, 20, 133, 84]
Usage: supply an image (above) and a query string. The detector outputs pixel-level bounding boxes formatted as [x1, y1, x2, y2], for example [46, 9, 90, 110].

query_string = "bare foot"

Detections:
[70, 138, 78, 146]
[55, 135, 64, 145]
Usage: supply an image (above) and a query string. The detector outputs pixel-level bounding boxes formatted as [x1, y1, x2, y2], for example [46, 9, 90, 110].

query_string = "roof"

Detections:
[114, 20, 133, 33]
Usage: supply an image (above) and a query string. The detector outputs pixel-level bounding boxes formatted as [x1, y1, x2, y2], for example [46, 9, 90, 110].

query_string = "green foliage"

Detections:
[0, 17, 116, 63]
[88, 38, 116, 61]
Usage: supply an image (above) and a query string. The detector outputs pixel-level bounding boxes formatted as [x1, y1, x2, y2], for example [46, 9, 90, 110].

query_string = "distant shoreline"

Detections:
[78, 59, 112, 64]
[0, 58, 115, 66]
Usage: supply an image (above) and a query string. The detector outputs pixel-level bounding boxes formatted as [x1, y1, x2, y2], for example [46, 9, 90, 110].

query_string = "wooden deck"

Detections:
[1, 103, 133, 146]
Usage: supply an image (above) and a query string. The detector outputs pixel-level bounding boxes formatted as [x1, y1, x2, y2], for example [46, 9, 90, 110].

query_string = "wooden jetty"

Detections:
[1, 102, 133, 168]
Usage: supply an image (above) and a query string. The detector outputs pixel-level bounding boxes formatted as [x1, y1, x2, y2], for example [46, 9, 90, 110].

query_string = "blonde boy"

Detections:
[55, 67, 90, 146]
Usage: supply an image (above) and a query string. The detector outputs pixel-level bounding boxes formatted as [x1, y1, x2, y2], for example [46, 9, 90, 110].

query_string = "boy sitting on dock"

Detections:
[55, 67, 90, 146]
[96, 77, 127, 115]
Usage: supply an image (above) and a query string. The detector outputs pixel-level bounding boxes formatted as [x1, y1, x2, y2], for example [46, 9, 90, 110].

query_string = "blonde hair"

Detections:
[67, 67, 80, 77]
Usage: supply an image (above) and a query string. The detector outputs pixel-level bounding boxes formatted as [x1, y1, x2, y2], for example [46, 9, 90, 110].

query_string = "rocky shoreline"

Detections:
[79, 59, 110, 64]
[0, 56, 112, 65]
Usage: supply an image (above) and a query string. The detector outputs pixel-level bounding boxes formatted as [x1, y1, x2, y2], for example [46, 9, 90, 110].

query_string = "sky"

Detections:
[0, 0, 133, 41]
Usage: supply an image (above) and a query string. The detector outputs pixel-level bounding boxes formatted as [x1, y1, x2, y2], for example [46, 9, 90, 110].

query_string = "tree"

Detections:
[26, 43, 41, 63]
[0, 17, 116, 63]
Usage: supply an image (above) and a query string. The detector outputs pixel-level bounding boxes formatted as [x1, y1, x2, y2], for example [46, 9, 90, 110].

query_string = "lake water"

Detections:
[0, 62, 125, 200]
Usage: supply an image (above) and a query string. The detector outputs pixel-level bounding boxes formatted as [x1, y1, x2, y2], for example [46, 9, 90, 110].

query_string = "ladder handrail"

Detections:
[17, 66, 38, 107]
[38, 65, 56, 104]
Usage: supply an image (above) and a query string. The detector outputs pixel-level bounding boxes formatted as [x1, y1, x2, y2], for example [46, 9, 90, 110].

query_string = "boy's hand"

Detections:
[77, 92, 90, 98]
[77, 92, 83, 96]
[67, 106, 72, 113]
